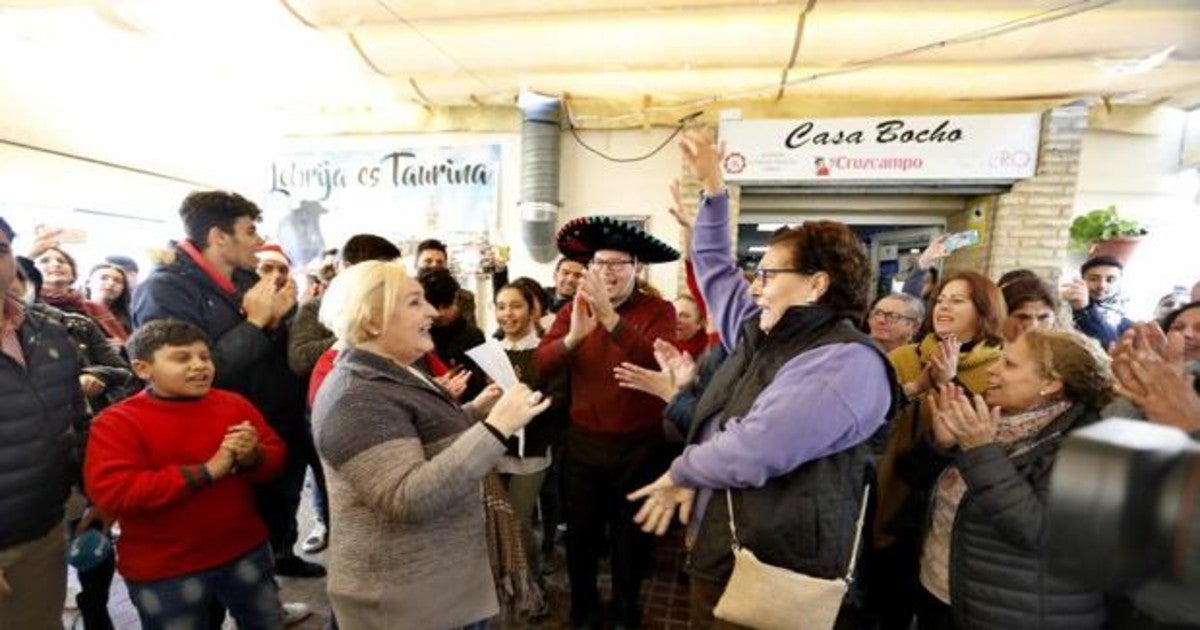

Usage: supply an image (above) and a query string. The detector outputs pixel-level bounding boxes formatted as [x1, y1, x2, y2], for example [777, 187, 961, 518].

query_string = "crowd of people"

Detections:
[0, 127, 1198, 630]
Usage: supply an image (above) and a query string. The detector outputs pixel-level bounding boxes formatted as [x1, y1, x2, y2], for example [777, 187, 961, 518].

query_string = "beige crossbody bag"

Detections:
[713, 486, 869, 629]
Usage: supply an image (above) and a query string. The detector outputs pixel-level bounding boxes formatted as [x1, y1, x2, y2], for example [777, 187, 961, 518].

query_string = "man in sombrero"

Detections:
[534, 216, 679, 629]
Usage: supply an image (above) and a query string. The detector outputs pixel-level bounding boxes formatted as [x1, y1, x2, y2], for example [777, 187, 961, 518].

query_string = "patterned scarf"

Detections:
[920, 399, 1072, 603]
[482, 473, 545, 618]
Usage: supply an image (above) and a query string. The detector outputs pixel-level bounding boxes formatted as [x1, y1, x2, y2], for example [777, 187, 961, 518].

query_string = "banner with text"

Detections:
[719, 114, 1041, 183]
[264, 144, 501, 266]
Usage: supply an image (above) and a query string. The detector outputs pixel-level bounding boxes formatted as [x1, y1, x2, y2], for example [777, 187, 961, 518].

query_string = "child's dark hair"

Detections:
[418, 267, 460, 308]
[127, 320, 210, 362]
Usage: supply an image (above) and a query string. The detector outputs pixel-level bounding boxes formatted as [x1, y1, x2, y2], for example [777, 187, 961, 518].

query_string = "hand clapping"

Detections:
[927, 383, 999, 450]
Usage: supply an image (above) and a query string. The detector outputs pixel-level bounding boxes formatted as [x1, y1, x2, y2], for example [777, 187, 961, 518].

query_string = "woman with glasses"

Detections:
[866, 270, 1006, 629]
[627, 129, 897, 628]
[868, 293, 926, 353]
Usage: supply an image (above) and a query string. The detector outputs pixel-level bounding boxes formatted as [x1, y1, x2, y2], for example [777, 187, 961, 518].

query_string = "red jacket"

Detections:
[308, 349, 448, 408]
[535, 291, 674, 436]
[84, 389, 285, 581]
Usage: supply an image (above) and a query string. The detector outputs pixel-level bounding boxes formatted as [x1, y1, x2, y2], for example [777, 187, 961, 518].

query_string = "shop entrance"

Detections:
[736, 190, 974, 302]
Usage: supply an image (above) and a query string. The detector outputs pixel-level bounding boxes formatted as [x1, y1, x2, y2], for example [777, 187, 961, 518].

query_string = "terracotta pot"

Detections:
[1088, 237, 1143, 265]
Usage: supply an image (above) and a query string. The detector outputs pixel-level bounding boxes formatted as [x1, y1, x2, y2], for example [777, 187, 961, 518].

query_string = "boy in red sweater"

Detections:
[84, 319, 287, 629]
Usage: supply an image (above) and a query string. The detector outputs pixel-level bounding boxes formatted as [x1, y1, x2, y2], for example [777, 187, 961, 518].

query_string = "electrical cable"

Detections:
[565, 108, 700, 163]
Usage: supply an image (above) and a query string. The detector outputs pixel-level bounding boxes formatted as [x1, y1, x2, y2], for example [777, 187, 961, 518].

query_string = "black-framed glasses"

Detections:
[751, 267, 808, 285]
[869, 309, 916, 324]
[589, 257, 635, 270]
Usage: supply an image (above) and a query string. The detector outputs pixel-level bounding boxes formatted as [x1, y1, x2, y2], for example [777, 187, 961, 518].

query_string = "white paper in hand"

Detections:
[465, 339, 520, 391]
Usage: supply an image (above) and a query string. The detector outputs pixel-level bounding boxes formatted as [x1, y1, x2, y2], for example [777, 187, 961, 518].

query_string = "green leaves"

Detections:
[1069, 205, 1148, 250]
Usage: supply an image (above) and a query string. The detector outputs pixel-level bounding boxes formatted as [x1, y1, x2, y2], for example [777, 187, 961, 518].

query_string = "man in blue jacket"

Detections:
[0, 216, 85, 629]
[1062, 256, 1133, 349]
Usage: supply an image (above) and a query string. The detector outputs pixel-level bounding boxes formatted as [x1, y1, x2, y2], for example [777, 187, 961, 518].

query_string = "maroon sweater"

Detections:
[85, 389, 285, 581]
[535, 291, 674, 436]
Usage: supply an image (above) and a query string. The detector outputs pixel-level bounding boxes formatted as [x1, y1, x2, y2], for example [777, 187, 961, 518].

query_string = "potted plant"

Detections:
[1068, 205, 1148, 264]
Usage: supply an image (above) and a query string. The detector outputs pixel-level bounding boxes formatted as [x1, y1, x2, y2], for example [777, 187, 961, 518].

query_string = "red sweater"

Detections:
[535, 291, 674, 436]
[84, 389, 286, 581]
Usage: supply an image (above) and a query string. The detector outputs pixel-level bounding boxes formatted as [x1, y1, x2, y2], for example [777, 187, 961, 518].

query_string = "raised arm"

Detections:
[679, 129, 758, 350]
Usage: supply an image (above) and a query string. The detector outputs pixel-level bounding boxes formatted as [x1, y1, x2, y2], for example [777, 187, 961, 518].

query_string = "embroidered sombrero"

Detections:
[556, 216, 680, 264]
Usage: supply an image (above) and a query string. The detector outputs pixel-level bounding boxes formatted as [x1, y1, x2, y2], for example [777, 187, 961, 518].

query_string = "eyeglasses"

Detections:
[589, 258, 635, 270]
[751, 267, 808, 285]
[869, 309, 916, 324]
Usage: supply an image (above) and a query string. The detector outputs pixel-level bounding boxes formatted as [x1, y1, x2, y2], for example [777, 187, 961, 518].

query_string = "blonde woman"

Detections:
[311, 261, 550, 630]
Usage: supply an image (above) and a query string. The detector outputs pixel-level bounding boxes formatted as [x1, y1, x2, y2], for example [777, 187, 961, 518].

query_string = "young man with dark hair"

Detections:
[414, 237, 498, 329]
[0, 216, 86, 629]
[418, 267, 489, 400]
[546, 257, 586, 314]
[85, 319, 286, 630]
[1062, 255, 1133, 348]
[132, 191, 318, 622]
[415, 238, 449, 271]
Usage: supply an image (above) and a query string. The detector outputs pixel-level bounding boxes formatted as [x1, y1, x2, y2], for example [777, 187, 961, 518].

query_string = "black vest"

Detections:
[686, 305, 899, 583]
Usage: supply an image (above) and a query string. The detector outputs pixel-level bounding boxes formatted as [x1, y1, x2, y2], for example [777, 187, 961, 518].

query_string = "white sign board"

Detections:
[719, 114, 1041, 183]
[263, 144, 501, 267]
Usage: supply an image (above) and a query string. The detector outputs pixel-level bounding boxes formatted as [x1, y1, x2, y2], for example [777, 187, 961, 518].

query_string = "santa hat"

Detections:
[256, 243, 292, 266]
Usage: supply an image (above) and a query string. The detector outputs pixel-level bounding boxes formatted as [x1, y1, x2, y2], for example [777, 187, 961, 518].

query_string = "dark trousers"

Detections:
[255, 417, 318, 560]
[858, 540, 921, 630]
[562, 428, 664, 628]
[69, 521, 116, 630]
[539, 453, 564, 555]
[915, 586, 955, 630]
[688, 577, 753, 630]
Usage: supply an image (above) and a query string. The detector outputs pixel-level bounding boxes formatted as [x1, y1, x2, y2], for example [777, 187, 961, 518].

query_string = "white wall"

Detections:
[1072, 109, 1200, 320]
[558, 127, 686, 298]
[0, 143, 202, 275]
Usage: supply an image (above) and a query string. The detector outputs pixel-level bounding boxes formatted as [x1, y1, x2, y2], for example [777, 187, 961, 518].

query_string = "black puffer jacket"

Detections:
[31, 303, 135, 411]
[899, 403, 1106, 629]
[132, 247, 305, 432]
[0, 303, 85, 549]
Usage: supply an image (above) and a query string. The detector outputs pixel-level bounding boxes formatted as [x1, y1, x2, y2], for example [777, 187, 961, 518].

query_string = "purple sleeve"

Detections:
[691, 192, 758, 351]
[669, 343, 890, 489]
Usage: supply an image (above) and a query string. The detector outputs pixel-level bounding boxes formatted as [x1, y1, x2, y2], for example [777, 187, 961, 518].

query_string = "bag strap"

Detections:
[724, 485, 872, 581]
[844, 485, 870, 580]
[724, 489, 741, 550]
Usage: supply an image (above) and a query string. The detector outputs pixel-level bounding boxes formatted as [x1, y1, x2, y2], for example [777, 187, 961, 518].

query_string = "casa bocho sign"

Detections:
[719, 114, 1040, 183]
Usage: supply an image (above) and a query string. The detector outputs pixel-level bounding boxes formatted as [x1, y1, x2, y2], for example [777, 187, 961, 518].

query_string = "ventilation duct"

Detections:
[518, 91, 562, 263]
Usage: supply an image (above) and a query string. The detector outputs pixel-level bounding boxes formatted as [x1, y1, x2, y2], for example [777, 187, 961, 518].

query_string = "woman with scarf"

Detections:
[909, 328, 1111, 628]
[32, 246, 127, 342]
[84, 262, 133, 341]
[866, 270, 1006, 629]
[627, 129, 897, 627]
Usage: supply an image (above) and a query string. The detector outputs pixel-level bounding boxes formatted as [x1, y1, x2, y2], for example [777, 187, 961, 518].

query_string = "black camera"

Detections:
[1047, 419, 1199, 609]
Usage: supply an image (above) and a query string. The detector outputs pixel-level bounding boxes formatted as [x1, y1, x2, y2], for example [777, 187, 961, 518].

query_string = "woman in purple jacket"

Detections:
[629, 129, 897, 627]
